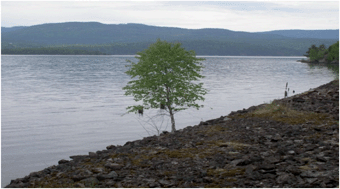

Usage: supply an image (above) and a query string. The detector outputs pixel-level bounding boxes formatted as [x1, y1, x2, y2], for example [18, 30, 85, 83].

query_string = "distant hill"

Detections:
[1, 22, 290, 45]
[1, 26, 27, 33]
[257, 29, 339, 39]
[1, 22, 339, 55]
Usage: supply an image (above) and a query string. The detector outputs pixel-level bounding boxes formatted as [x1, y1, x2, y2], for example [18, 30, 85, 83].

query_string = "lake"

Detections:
[1, 55, 336, 186]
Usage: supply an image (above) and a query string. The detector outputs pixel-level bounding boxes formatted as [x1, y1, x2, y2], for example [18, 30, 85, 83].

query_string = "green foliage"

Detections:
[327, 41, 339, 62]
[123, 39, 208, 132]
[308, 48, 319, 61]
[305, 44, 331, 61]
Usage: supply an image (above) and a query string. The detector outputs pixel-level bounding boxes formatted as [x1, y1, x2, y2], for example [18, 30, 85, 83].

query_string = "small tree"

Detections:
[123, 39, 208, 133]
[304, 44, 318, 57]
[327, 41, 339, 62]
[309, 48, 319, 61]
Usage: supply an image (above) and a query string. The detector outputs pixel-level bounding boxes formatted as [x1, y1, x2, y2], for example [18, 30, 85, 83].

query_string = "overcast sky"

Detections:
[1, 1, 339, 32]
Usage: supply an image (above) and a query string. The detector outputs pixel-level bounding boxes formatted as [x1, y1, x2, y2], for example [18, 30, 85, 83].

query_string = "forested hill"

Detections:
[1, 26, 27, 33]
[256, 29, 339, 39]
[1, 22, 291, 45]
[1, 22, 339, 56]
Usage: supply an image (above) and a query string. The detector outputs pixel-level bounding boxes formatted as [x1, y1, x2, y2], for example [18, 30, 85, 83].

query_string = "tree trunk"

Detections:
[165, 84, 176, 133]
[169, 107, 176, 133]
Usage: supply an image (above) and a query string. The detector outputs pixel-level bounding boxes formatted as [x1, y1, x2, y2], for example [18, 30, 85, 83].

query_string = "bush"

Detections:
[327, 41, 339, 62]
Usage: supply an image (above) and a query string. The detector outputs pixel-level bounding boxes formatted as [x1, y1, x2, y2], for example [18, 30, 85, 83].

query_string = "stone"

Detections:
[285, 165, 301, 175]
[97, 171, 118, 181]
[58, 159, 69, 165]
[293, 98, 305, 103]
[104, 163, 122, 170]
[69, 155, 87, 161]
[223, 117, 231, 121]
[91, 167, 104, 173]
[28, 172, 40, 178]
[80, 177, 99, 187]
[260, 151, 270, 157]
[230, 159, 251, 166]
[316, 155, 327, 162]
[267, 156, 281, 164]
[148, 182, 158, 188]
[106, 145, 116, 150]
[218, 143, 229, 147]
[306, 178, 318, 184]
[203, 177, 213, 183]
[276, 173, 291, 184]
[89, 152, 97, 157]
[74, 183, 86, 188]
[158, 179, 173, 187]
[259, 163, 276, 170]
[71, 169, 93, 181]
[106, 171, 118, 179]
[301, 170, 322, 178]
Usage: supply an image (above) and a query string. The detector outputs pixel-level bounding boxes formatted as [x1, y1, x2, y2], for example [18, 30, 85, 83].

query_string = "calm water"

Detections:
[1, 55, 336, 186]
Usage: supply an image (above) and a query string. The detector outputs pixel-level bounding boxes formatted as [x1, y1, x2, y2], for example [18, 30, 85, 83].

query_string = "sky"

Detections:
[1, 1, 339, 32]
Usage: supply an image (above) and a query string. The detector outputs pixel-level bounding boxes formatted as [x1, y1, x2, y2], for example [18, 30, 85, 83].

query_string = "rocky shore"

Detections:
[6, 80, 339, 188]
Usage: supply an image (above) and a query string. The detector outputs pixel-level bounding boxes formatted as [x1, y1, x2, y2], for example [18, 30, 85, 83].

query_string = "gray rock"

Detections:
[58, 159, 69, 165]
[203, 177, 213, 183]
[106, 145, 116, 150]
[91, 167, 104, 173]
[106, 171, 118, 179]
[276, 173, 291, 184]
[89, 152, 97, 157]
[306, 178, 318, 184]
[301, 170, 322, 178]
[260, 151, 270, 157]
[230, 159, 251, 166]
[96, 171, 118, 181]
[80, 177, 99, 187]
[71, 169, 93, 181]
[69, 155, 87, 161]
[316, 155, 328, 162]
[285, 165, 301, 175]
[158, 179, 173, 187]
[74, 183, 86, 187]
[104, 163, 122, 170]
[267, 156, 281, 164]
[259, 163, 276, 170]
[28, 172, 40, 178]
[105, 180, 116, 186]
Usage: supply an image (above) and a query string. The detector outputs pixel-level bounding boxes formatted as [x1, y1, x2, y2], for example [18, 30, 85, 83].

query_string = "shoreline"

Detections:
[5, 80, 339, 188]
[297, 58, 339, 65]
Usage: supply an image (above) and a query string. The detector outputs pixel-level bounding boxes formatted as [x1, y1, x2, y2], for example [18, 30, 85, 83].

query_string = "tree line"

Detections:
[1, 47, 106, 55]
[304, 41, 339, 63]
[2, 39, 338, 56]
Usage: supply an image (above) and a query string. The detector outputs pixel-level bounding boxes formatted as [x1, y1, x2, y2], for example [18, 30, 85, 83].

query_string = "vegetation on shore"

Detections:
[1, 47, 106, 55]
[2, 39, 338, 56]
[303, 41, 339, 63]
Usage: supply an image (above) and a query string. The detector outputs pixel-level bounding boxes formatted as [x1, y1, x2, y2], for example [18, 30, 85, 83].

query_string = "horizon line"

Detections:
[2, 21, 339, 33]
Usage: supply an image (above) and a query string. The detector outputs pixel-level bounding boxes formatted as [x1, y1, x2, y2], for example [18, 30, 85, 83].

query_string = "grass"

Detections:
[230, 102, 337, 126]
